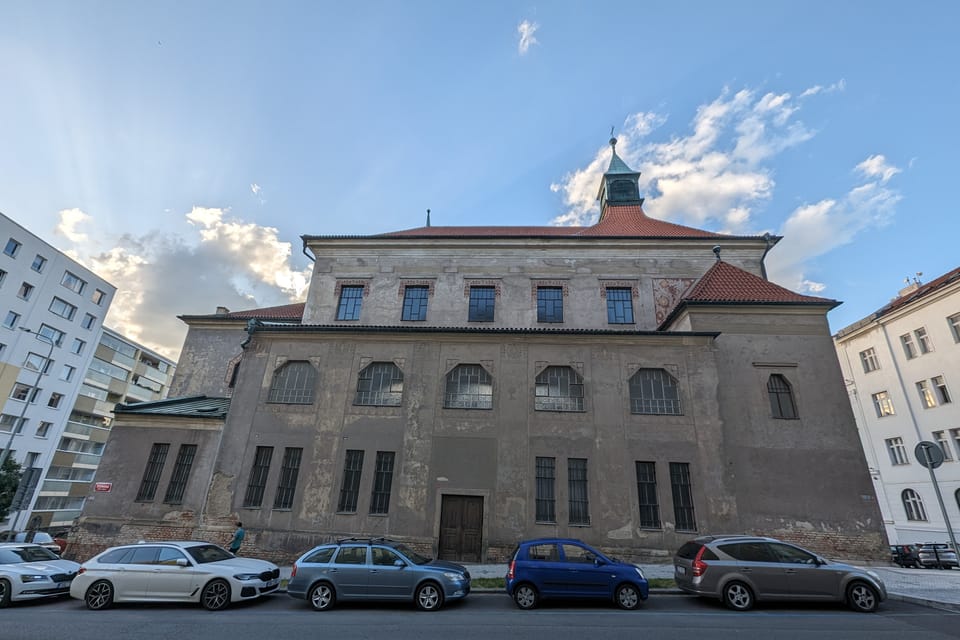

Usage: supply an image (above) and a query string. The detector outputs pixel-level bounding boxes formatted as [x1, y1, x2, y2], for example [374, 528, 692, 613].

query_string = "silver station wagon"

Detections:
[673, 535, 887, 613]
[287, 537, 471, 611]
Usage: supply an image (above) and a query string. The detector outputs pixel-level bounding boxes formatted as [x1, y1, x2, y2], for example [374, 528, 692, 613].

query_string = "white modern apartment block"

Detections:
[43, 327, 176, 527]
[834, 267, 960, 545]
[0, 213, 116, 532]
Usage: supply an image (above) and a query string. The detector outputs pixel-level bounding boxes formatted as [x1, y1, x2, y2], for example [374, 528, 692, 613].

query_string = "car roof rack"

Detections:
[335, 536, 396, 544]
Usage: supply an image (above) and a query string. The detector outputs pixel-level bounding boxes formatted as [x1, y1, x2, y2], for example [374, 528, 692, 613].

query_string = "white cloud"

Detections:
[799, 79, 846, 97]
[855, 154, 901, 183]
[55, 207, 311, 360]
[251, 182, 266, 204]
[517, 20, 539, 55]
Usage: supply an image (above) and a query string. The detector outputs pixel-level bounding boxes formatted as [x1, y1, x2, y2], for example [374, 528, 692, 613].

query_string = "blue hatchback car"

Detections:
[505, 538, 649, 610]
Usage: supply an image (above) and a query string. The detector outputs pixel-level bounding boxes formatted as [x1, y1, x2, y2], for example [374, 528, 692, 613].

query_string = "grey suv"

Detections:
[287, 538, 471, 611]
[674, 535, 886, 612]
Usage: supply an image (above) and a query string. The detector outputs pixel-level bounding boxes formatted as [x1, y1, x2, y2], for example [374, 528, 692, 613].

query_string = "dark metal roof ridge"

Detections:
[248, 323, 719, 338]
[114, 395, 230, 415]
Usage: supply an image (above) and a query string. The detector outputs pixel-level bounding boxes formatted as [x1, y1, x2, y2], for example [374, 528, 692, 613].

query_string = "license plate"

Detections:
[675, 566, 686, 576]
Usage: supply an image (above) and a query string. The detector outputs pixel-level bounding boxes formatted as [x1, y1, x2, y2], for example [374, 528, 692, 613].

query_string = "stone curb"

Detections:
[886, 593, 960, 614]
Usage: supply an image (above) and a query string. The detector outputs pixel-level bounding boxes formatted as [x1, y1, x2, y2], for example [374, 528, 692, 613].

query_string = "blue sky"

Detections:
[1, 2, 957, 357]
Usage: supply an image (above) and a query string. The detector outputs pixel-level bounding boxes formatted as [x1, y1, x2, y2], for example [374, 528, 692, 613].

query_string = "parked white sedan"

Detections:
[0, 543, 80, 606]
[70, 541, 280, 610]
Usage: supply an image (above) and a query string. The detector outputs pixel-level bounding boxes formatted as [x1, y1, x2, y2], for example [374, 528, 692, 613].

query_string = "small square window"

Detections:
[0, 269, 6, 287]
[3, 311, 20, 329]
[17, 282, 34, 300]
[35, 421, 52, 438]
[71, 338, 86, 355]
[60, 364, 76, 382]
[4, 238, 21, 258]
[92, 288, 107, 305]
[48, 392, 63, 409]
[82, 313, 96, 330]
[31, 255, 47, 272]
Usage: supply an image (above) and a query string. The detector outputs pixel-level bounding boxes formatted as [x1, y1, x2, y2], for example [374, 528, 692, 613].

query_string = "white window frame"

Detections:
[917, 380, 937, 408]
[859, 348, 880, 373]
[873, 391, 895, 417]
[886, 437, 909, 465]
[934, 431, 954, 461]
[915, 327, 933, 354]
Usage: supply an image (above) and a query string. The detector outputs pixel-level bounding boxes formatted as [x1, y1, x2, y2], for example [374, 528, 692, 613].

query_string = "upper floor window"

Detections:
[917, 380, 936, 408]
[950, 313, 960, 343]
[354, 362, 403, 406]
[4, 238, 21, 258]
[0, 269, 6, 287]
[900, 333, 917, 359]
[38, 324, 65, 347]
[933, 431, 954, 462]
[902, 488, 927, 521]
[629, 368, 682, 415]
[886, 437, 908, 465]
[92, 288, 107, 306]
[401, 285, 429, 321]
[534, 366, 583, 412]
[49, 297, 77, 320]
[468, 286, 496, 322]
[3, 311, 19, 329]
[605, 287, 634, 324]
[48, 392, 64, 409]
[443, 364, 493, 409]
[872, 391, 895, 417]
[537, 287, 564, 323]
[336, 285, 365, 321]
[933, 376, 952, 404]
[10, 383, 40, 403]
[17, 282, 34, 300]
[23, 352, 52, 374]
[81, 313, 97, 330]
[267, 361, 317, 404]
[60, 364, 76, 382]
[71, 338, 86, 354]
[767, 374, 798, 419]
[859, 348, 880, 373]
[916, 327, 933, 354]
[31, 255, 47, 273]
[61, 270, 87, 295]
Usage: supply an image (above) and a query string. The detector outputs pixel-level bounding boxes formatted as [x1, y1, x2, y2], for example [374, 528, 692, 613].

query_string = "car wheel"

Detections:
[415, 581, 444, 611]
[0, 578, 11, 608]
[722, 580, 754, 611]
[615, 583, 641, 610]
[847, 581, 879, 613]
[513, 583, 539, 610]
[201, 579, 231, 611]
[85, 580, 114, 610]
[309, 582, 335, 611]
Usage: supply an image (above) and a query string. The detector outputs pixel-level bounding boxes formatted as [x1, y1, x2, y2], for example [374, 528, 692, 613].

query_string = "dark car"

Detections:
[287, 537, 470, 611]
[673, 535, 886, 613]
[505, 538, 649, 610]
[890, 544, 919, 568]
[917, 543, 959, 569]
[0, 531, 62, 556]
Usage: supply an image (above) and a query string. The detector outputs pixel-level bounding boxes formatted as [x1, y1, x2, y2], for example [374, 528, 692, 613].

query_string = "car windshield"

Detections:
[0, 546, 59, 563]
[186, 544, 234, 564]
[393, 543, 431, 565]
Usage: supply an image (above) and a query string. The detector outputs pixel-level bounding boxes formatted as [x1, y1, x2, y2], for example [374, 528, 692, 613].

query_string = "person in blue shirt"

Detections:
[229, 522, 245, 555]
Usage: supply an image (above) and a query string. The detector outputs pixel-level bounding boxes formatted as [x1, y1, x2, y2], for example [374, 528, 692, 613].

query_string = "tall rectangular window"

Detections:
[401, 285, 429, 321]
[933, 431, 954, 461]
[17, 282, 34, 300]
[31, 255, 47, 272]
[567, 458, 589, 525]
[136, 443, 170, 502]
[900, 333, 917, 359]
[4, 238, 21, 257]
[917, 380, 937, 408]
[859, 348, 880, 373]
[951, 429, 960, 460]
[468, 286, 496, 322]
[338, 449, 364, 512]
[163, 444, 197, 504]
[933, 375, 952, 404]
[92, 288, 106, 305]
[669, 462, 697, 532]
[950, 314, 960, 343]
[535, 457, 556, 523]
[915, 327, 933, 354]
[872, 391, 895, 417]
[885, 437, 908, 465]
[635, 461, 661, 529]
[82, 313, 97, 330]
[369, 451, 395, 515]
[273, 447, 303, 510]
[3, 311, 20, 329]
[336, 285, 364, 321]
[537, 287, 564, 323]
[242, 446, 274, 508]
[606, 287, 634, 324]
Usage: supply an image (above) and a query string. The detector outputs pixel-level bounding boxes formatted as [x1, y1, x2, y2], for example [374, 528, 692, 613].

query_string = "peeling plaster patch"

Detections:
[207, 472, 236, 518]
[608, 524, 633, 540]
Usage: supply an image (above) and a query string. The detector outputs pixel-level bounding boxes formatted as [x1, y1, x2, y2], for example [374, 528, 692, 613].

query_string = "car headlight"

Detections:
[233, 573, 262, 581]
[442, 571, 465, 581]
[633, 565, 645, 579]
[21, 574, 48, 583]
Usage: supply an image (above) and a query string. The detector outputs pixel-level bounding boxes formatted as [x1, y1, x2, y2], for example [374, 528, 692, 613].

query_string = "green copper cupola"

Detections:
[597, 136, 642, 212]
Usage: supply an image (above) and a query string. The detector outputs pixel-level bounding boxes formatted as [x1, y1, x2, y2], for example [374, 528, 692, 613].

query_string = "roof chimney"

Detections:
[216, 306, 230, 315]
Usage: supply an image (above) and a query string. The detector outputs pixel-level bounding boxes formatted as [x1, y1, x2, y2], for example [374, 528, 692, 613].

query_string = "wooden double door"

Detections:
[438, 495, 483, 562]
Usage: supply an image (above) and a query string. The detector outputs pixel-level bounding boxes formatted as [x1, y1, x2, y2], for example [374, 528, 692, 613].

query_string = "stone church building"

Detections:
[71, 141, 886, 563]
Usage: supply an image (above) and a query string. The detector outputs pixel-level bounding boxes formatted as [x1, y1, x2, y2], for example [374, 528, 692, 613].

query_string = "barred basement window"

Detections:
[535, 457, 556, 523]
[242, 446, 274, 508]
[355, 362, 403, 406]
[670, 462, 697, 532]
[369, 451, 396, 515]
[568, 458, 590, 525]
[629, 368, 682, 415]
[273, 447, 303, 510]
[337, 449, 364, 513]
[136, 443, 170, 502]
[635, 461, 661, 528]
[444, 364, 493, 409]
[267, 361, 317, 404]
[535, 366, 584, 412]
[163, 444, 197, 504]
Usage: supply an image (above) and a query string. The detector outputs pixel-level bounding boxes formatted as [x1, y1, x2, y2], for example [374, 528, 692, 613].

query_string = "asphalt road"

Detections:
[4, 592, 960, 640]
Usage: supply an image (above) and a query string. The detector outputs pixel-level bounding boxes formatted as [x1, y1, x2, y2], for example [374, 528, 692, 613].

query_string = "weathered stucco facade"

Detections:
[70, 143, 887, 564]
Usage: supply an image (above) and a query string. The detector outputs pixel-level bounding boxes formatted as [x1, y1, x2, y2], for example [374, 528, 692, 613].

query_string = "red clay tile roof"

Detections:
[375, 205, 732, 239]
[875, 266, 960, 316]
[683, 261, 837, 305]
[220, 303, 305, 320]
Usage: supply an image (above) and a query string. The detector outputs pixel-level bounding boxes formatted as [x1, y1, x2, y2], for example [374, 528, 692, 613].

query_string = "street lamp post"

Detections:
[0, 328, 58, 520]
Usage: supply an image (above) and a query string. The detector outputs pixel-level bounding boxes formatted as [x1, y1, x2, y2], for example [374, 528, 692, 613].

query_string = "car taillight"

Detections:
[692, 546, 708, 577]
[506, 559, 515, 580]
[78, 567, 86, 575]
[291, 564, 297, 578]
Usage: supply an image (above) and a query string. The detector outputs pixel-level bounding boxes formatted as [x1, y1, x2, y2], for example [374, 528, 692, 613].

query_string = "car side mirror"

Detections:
[394, 559, 406, 568]
[176, 558, 189, 567]
[814, 556, 825, 566]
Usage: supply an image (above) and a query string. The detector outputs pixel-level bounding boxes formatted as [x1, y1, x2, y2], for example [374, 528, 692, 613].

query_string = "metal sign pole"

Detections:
[921, 444, 960, 553]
